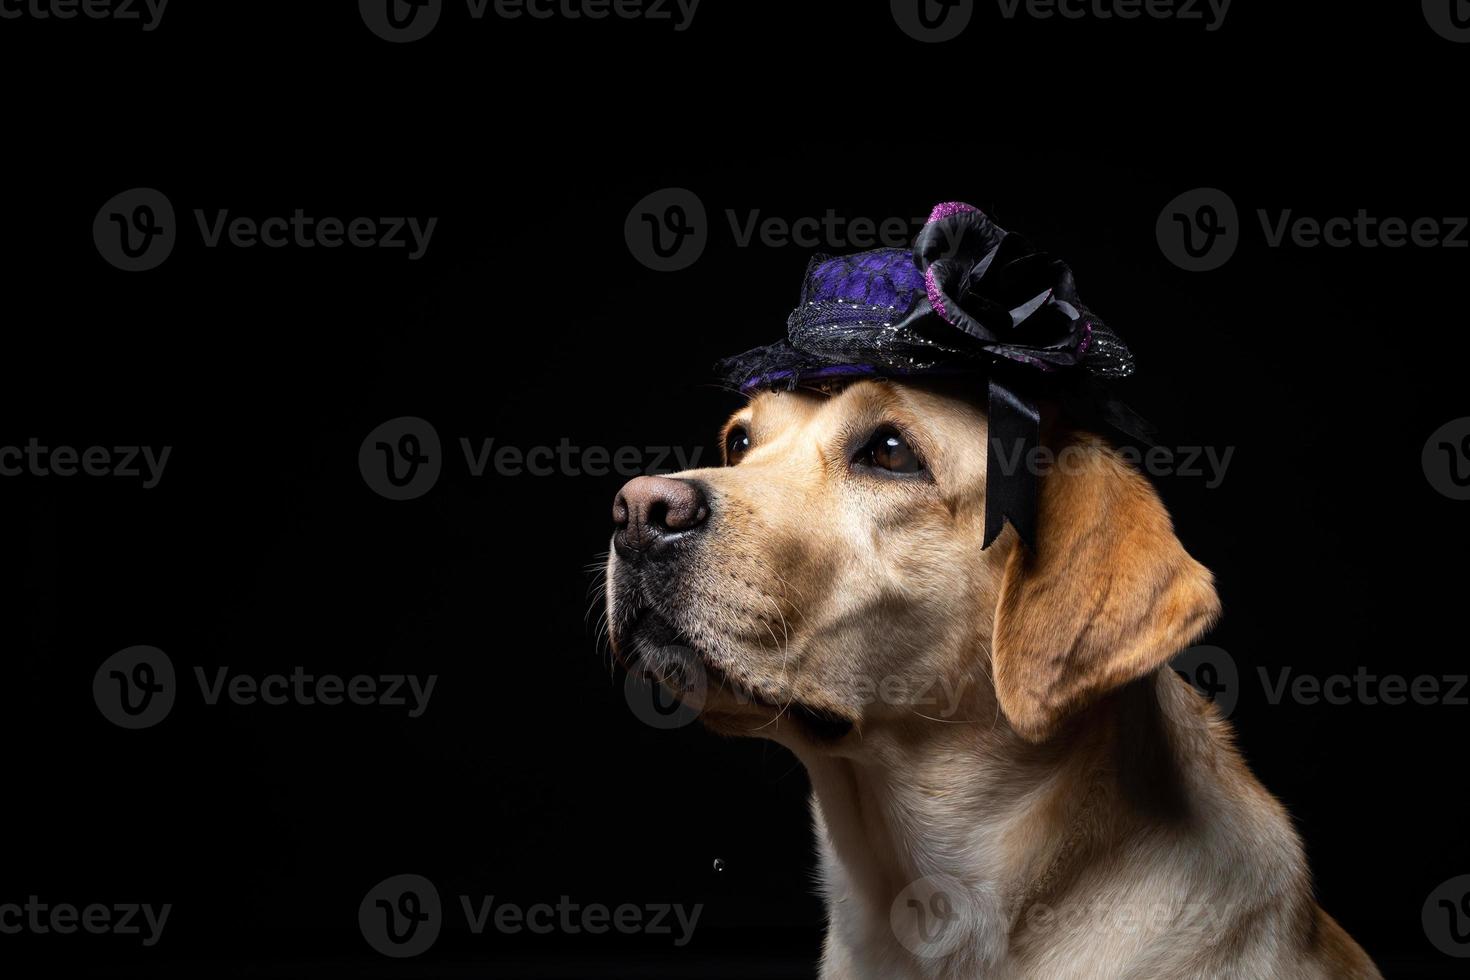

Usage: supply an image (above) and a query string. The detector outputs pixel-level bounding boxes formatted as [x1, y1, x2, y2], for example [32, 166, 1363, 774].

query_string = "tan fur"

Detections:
[605, 380, 1380, 979]
[994, 433, 1222, 743]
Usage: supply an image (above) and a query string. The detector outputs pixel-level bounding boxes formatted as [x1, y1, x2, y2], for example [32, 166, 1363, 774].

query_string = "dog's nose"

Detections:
[612, 476, 709, 557]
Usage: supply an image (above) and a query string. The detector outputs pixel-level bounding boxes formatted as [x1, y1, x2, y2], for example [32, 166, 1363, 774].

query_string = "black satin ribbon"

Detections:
[984, 370, 1040, 551]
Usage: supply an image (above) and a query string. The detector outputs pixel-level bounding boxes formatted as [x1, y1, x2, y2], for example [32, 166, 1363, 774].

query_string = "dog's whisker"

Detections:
[768, 566, 809, 606]
[761, 593, 794, 687]
[908, 708, 980, 725]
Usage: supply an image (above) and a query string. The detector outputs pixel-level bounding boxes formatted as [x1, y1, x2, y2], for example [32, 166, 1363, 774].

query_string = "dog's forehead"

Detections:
[738, 386, 826, 426]
[739, 380, 982, 434]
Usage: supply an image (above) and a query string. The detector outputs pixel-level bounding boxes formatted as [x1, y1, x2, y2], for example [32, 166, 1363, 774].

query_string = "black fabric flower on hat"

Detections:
[917, 202, 1094, 371]
[716, 202, 1139, 551]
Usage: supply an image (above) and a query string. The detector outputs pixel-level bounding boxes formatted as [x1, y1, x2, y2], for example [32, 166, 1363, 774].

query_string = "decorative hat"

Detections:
[716, 202, 1140, 550]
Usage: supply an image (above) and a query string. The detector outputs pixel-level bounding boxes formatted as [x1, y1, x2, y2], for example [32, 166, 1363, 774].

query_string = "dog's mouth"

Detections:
[622, 609, 855, 743]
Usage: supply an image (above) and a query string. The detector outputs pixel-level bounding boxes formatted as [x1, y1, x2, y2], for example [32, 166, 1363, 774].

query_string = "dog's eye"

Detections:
[854, 426, 925, 475]
[725, 426, 751, 465]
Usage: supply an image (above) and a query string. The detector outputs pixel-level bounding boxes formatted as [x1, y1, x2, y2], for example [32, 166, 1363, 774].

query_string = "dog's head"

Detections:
[605, 379, 1219, 749]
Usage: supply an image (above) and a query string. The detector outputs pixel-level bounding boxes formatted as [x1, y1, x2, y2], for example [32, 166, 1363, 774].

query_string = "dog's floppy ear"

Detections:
[992, 434, 1221, 743]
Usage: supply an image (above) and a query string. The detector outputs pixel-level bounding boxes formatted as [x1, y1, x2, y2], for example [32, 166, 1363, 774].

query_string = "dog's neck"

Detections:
[793, 673, 1189, 977]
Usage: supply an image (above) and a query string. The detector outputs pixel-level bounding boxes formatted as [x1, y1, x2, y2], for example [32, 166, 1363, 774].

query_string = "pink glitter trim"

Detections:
[925, 265, 952, 323]
[1078, 320, 1093, 354]
[926, 201, 979, 225]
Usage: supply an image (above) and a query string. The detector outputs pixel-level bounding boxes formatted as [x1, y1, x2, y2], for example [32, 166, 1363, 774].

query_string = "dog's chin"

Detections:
[620, 610, 856, 744]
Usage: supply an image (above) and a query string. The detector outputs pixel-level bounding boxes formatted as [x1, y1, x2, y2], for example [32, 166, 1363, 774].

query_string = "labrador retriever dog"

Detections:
[604, 378, 1380, 979]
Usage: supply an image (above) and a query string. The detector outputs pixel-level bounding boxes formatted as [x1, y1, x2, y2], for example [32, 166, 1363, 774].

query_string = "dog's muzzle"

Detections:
[611, 476, 709, 560]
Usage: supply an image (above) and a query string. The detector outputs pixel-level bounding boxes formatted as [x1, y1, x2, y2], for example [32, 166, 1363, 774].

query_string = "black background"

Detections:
[2, 1, 1466, 976]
